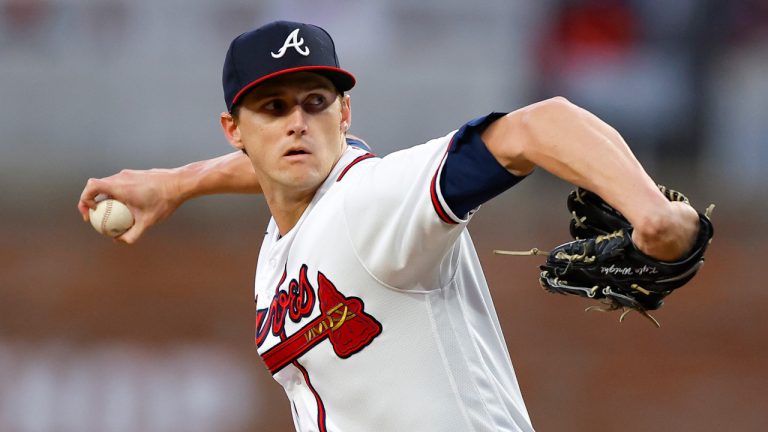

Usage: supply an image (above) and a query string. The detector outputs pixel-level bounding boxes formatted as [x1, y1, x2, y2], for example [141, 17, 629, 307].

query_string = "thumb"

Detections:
[115, 221, 146, 245]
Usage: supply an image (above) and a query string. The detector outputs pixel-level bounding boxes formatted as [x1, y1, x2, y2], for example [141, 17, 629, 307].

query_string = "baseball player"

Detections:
[79, 21, 703, 431]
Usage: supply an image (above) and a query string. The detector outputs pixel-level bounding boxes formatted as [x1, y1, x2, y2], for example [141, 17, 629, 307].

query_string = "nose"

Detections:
[287, 106, 308, 137]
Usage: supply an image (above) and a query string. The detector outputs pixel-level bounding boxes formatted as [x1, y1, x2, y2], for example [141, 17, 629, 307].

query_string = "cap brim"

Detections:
[230, 66, 356, 110]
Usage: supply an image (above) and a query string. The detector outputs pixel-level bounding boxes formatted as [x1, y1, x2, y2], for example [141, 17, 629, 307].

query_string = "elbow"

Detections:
[483, 111, 535, 176]
[511, 96, 581, 170]
[548, 95, 573, 105]
[543, 95, 575, 108]
[519, 96, 580, 144]
[521, 96, 577, 126]
[486, 96, 579, 176]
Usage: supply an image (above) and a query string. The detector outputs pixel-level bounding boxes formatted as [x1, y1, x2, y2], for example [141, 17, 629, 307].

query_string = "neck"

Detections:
[263, 186, 318, 236]
[259, 141, 348, 236]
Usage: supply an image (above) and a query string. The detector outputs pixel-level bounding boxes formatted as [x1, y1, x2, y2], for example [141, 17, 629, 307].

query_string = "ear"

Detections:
[220, 112, 244, 151]
[340, 95, 351, 132]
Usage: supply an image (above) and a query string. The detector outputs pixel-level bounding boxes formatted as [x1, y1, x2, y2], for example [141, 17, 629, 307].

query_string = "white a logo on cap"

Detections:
[271, 28, 310, 58]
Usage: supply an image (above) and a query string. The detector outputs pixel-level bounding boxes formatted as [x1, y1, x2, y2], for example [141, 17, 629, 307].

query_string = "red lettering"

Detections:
[255, 265, 317, 348]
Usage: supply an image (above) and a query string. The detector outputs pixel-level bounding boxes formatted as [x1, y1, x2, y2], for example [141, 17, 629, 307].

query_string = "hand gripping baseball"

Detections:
[78, 169, 184, 243]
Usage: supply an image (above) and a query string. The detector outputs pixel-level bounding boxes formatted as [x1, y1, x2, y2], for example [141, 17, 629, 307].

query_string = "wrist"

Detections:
[164, 164, 197, 205]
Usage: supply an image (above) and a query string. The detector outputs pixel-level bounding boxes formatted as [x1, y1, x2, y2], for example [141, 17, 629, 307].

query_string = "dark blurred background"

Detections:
[1, 0, 766, 431]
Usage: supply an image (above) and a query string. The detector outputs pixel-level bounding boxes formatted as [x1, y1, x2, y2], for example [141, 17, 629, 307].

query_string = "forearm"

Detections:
[79, 151, 262, 244]
[484, 97, 700, 260]
[175, 150, 262, 201]
[485, 97, 667, 227]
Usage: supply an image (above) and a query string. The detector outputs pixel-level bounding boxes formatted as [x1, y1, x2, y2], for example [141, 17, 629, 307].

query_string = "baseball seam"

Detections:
[101, 200, 113, 235]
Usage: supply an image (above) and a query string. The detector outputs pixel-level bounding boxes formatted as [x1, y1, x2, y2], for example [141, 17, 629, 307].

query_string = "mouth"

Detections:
[285, 149, 309, 156]
[283, 146, 312, 160]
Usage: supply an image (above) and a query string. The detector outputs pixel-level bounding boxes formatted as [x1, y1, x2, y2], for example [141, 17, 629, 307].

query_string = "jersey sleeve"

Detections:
[342, 113, 526, 291]
[438, 113, 527, 220]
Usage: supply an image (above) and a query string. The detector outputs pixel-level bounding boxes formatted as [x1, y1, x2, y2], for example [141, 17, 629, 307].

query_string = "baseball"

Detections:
[89, 199, 134, 237]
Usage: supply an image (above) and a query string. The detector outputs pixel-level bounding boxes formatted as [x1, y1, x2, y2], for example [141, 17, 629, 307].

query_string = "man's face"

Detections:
[230, 72, 350, 195]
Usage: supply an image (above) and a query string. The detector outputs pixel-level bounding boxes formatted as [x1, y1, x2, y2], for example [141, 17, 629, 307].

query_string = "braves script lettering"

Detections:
[255, 264, 316, 346]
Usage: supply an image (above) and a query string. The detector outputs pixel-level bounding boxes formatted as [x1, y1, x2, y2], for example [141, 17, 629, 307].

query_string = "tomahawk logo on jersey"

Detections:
[255, 264, 382, 374]
[251, 113, 535, 432]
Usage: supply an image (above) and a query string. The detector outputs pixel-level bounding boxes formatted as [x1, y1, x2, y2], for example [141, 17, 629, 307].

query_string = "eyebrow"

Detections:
[252, 81, 335, 99]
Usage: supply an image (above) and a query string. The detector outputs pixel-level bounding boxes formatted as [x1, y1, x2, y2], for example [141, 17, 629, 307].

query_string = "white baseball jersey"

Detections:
[254, 114, 534, 431]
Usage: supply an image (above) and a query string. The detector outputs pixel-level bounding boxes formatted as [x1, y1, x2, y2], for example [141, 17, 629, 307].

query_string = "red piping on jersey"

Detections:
[294, 360, 328, 432]
[336, 152, 376, 181]
[430, 138, 459, 225]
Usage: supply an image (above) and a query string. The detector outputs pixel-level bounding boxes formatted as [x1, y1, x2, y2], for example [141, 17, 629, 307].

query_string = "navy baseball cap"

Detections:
[222, 20, 356, 112]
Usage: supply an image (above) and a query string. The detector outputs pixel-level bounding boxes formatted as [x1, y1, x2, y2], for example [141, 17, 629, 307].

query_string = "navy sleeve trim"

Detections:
[438, 112, 527, 219]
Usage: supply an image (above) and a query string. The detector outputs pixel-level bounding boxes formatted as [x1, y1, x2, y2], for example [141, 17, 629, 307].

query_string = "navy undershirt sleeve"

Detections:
[439, 112, 527, 218]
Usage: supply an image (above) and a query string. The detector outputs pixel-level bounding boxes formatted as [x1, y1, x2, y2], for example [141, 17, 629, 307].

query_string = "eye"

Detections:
[307, 94, 325, 105]
[263, 99, 287, 114]
[303, 94, 330, 112]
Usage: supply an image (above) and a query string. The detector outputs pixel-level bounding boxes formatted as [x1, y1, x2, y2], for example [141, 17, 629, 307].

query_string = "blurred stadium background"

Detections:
[1, 0, 766, 431]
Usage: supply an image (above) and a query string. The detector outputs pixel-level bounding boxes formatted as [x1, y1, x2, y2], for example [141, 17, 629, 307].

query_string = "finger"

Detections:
[77, 201, 91, 222]
[79, 179, 108, 210]
[78, 194, 112, 222]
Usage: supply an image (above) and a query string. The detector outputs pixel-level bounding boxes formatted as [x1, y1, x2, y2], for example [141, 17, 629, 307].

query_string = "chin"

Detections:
[282, 171, 325, 190]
